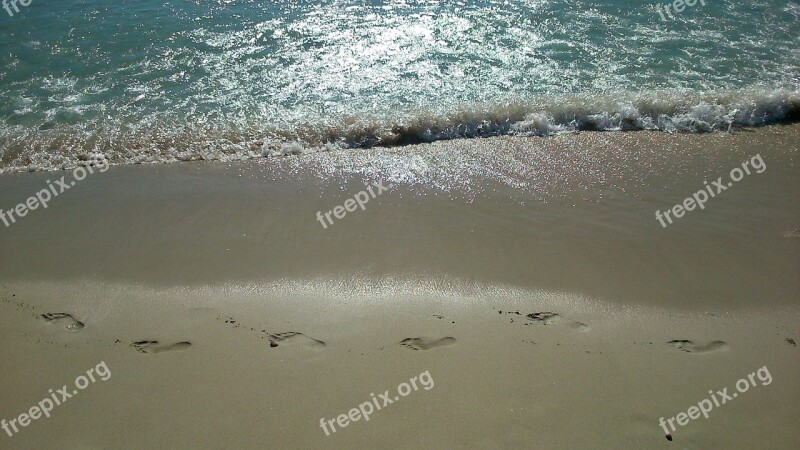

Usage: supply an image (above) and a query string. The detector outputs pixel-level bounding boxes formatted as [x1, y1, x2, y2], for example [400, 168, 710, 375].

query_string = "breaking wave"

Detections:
[1, 87, 798, 173]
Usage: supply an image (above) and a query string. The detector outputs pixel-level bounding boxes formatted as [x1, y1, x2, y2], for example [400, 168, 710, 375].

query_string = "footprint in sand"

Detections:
[268, 332, 326, 350]
[131, 340, 192, 354]
[41, 313, 85, 332]
[526, 312, 589, 332]
[667, 340, 729, 354]
[400, 337, 456, 351]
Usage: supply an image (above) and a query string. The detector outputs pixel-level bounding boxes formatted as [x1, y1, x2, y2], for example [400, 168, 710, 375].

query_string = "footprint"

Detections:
[526, 312, 559, 324]
[400, 337, 456, 351]
[131, 340, 192, 354]
[526, 312, 589, 332]
[268, 332, 326, 350]
[41, 313, 84, 332]
[667, 340, 729, 354]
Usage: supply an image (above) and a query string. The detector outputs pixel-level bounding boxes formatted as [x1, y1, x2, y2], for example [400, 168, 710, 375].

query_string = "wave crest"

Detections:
[1, 88, 798, 172]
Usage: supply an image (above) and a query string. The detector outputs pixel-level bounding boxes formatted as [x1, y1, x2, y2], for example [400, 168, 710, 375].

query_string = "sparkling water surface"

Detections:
[0, 0, 798, 170]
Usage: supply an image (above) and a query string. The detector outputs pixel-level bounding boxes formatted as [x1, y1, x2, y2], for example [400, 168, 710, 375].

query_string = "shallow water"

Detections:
[0, 0, 798, 171]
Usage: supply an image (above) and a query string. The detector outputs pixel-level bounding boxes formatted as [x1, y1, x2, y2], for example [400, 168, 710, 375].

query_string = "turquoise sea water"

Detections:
[0, 0, 798, 171]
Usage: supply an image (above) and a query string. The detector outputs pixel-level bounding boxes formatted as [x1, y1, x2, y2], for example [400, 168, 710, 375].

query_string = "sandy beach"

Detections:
[1, 125, 798, 448]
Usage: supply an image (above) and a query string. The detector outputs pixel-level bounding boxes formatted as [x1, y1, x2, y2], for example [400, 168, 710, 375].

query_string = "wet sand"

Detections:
[0, 125, 798, 448]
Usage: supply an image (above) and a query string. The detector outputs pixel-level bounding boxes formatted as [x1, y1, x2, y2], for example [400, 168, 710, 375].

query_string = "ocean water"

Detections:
[0, 0, 798, 172]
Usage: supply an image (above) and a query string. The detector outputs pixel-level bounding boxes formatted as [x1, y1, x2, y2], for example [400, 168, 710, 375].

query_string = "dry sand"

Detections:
[0, 125, 798, 448]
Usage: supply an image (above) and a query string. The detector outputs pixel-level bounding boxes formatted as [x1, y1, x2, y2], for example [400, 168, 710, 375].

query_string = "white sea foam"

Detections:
[1, 88, 798, 173]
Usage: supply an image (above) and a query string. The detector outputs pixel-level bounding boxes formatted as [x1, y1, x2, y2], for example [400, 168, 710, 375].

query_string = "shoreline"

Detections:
[2, 93, 799, 174]
[1, 125, 798, 308]
[0, 124, 798, 448]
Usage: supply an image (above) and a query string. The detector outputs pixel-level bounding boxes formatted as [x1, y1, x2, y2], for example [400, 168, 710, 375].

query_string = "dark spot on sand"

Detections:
[787, 338, 796, 346]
